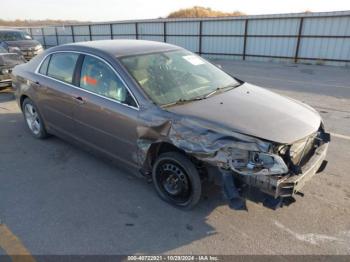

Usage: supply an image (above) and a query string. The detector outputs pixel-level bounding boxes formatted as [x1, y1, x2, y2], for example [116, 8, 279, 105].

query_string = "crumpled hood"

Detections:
[5, 39, 41, 48]
[166, 83, 321, 144]
[0, 53, 25, 67]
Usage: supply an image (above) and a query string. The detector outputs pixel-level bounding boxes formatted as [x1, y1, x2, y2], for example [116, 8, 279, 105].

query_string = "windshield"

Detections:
[120, 50, 240, 106]
[0, 31, 32, 41]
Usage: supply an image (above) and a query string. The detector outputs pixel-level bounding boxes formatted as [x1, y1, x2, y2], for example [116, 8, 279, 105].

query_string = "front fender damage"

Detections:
[135, 112, 269, 170]
[135, 111, 271, 210]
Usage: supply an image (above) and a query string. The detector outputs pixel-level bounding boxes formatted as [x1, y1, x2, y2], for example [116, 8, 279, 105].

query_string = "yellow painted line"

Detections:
[331, 132, 350, 141]
[0, 224, 36, 262]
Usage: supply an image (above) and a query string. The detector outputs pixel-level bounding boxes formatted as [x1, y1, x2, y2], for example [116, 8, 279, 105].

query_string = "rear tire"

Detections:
[152, 152, 202, 209]
[22, 98, 48, 139]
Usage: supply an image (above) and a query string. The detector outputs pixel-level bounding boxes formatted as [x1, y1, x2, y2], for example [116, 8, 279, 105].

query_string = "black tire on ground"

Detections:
[22, 98, 48, 139]
[152, 151, 202, 209]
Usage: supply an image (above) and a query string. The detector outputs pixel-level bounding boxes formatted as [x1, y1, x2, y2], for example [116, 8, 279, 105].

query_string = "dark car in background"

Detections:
[0, 43, 26, 89]
[11, 40, 330, 210]
[0, 29, 43, 61]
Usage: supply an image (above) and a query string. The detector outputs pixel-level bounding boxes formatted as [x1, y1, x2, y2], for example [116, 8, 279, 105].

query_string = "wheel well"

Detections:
[19, 95, 28, 110]
[144, 142, 207, 180]
[144, 142, 186, 171]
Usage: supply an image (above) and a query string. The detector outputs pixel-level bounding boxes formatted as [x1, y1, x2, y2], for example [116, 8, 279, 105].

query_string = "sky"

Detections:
[2, 0, 350, 21]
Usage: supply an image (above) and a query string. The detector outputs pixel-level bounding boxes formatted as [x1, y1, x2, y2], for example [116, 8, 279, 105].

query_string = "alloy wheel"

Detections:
[24, 103, 41, 135]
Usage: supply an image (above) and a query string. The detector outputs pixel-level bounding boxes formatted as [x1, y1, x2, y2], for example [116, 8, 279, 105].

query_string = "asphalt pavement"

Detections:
[0, 60, 350, 256]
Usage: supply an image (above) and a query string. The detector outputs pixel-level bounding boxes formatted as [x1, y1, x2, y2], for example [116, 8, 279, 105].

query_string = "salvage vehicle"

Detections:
[12, 40, 330, 209]
[0, 29, 43, 61]
[0, 43, 26, 89]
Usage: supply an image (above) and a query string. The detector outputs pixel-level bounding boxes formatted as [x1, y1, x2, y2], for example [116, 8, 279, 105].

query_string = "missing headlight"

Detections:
[248, 152, 275, 169]
[229, 150, 288, 176]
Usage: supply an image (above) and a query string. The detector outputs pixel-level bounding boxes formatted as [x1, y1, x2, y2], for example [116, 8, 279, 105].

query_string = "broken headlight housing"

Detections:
[1, 68, 10, 75]
[8, 46, 21, 54]
[228, 150, 288, 176]
[35, 44, 44, 52]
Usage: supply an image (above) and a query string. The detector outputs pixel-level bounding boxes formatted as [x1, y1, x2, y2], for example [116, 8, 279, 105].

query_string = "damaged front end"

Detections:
[0, 50, 26, 88]
[205, 125, 330, 209]
[236, 128, 329, 198]
[136, 110, 330, 210]
[253, 128, 330, 199]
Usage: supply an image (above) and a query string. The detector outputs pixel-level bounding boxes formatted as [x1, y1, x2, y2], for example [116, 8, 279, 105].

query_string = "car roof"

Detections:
[54, 40, 182, 57]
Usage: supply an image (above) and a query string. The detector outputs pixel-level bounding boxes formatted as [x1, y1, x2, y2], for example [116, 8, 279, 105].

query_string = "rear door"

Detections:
[36, 52, 80, 135]
[71, 54, 140, 167]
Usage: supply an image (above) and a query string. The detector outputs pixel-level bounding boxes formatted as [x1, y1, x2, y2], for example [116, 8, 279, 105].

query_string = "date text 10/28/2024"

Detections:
[127, 256, 219, 261]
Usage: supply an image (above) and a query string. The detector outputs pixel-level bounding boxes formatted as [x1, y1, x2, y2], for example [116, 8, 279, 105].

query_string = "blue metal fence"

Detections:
[22, 10, 350, 66]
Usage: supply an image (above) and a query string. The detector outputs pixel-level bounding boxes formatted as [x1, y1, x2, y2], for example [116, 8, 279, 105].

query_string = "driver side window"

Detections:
[79, 55, 136, 107]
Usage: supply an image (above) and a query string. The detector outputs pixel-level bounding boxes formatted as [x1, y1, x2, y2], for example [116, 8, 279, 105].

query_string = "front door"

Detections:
[71, 54, 140, 167]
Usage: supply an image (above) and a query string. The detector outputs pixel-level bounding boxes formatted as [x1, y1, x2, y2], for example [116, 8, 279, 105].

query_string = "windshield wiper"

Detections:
[162, 96, 205, 107]
[162, 82, 242, 107]
[204, 83, 241, 99]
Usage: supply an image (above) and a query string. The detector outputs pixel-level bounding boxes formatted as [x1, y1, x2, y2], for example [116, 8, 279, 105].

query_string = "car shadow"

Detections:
[0, 90, 289, 255]
[0, 96, 231, 254]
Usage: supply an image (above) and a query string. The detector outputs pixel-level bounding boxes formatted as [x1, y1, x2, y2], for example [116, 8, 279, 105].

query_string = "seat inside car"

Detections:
[81, 60, 126, 102]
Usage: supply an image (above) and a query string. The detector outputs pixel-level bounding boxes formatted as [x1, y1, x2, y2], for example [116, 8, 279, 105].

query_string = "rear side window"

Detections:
[39, 55, 51, 75]
[47, 53, 79, 84]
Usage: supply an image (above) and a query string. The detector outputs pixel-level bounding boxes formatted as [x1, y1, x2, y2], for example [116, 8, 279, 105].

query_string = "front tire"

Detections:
[152, 152, 202, 209]
[22, 98, 48, 139]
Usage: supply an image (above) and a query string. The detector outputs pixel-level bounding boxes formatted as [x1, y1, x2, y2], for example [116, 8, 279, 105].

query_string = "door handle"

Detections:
[73, 96, 86, 104]
[33, 81, 47, 90]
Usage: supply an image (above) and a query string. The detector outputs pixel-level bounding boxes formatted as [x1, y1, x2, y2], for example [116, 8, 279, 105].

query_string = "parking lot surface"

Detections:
[0, 60, 350, 256]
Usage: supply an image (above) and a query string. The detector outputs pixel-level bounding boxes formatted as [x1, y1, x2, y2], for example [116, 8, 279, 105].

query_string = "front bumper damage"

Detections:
[0, 72, 12, 88]
[0, 53, 25, 88]
[270, 141, 328, 198]
[240, 142, 329, 198]
[18, 47, 43, 61]
[222, 131, 330, 209]
[136, 110, 330, 210]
